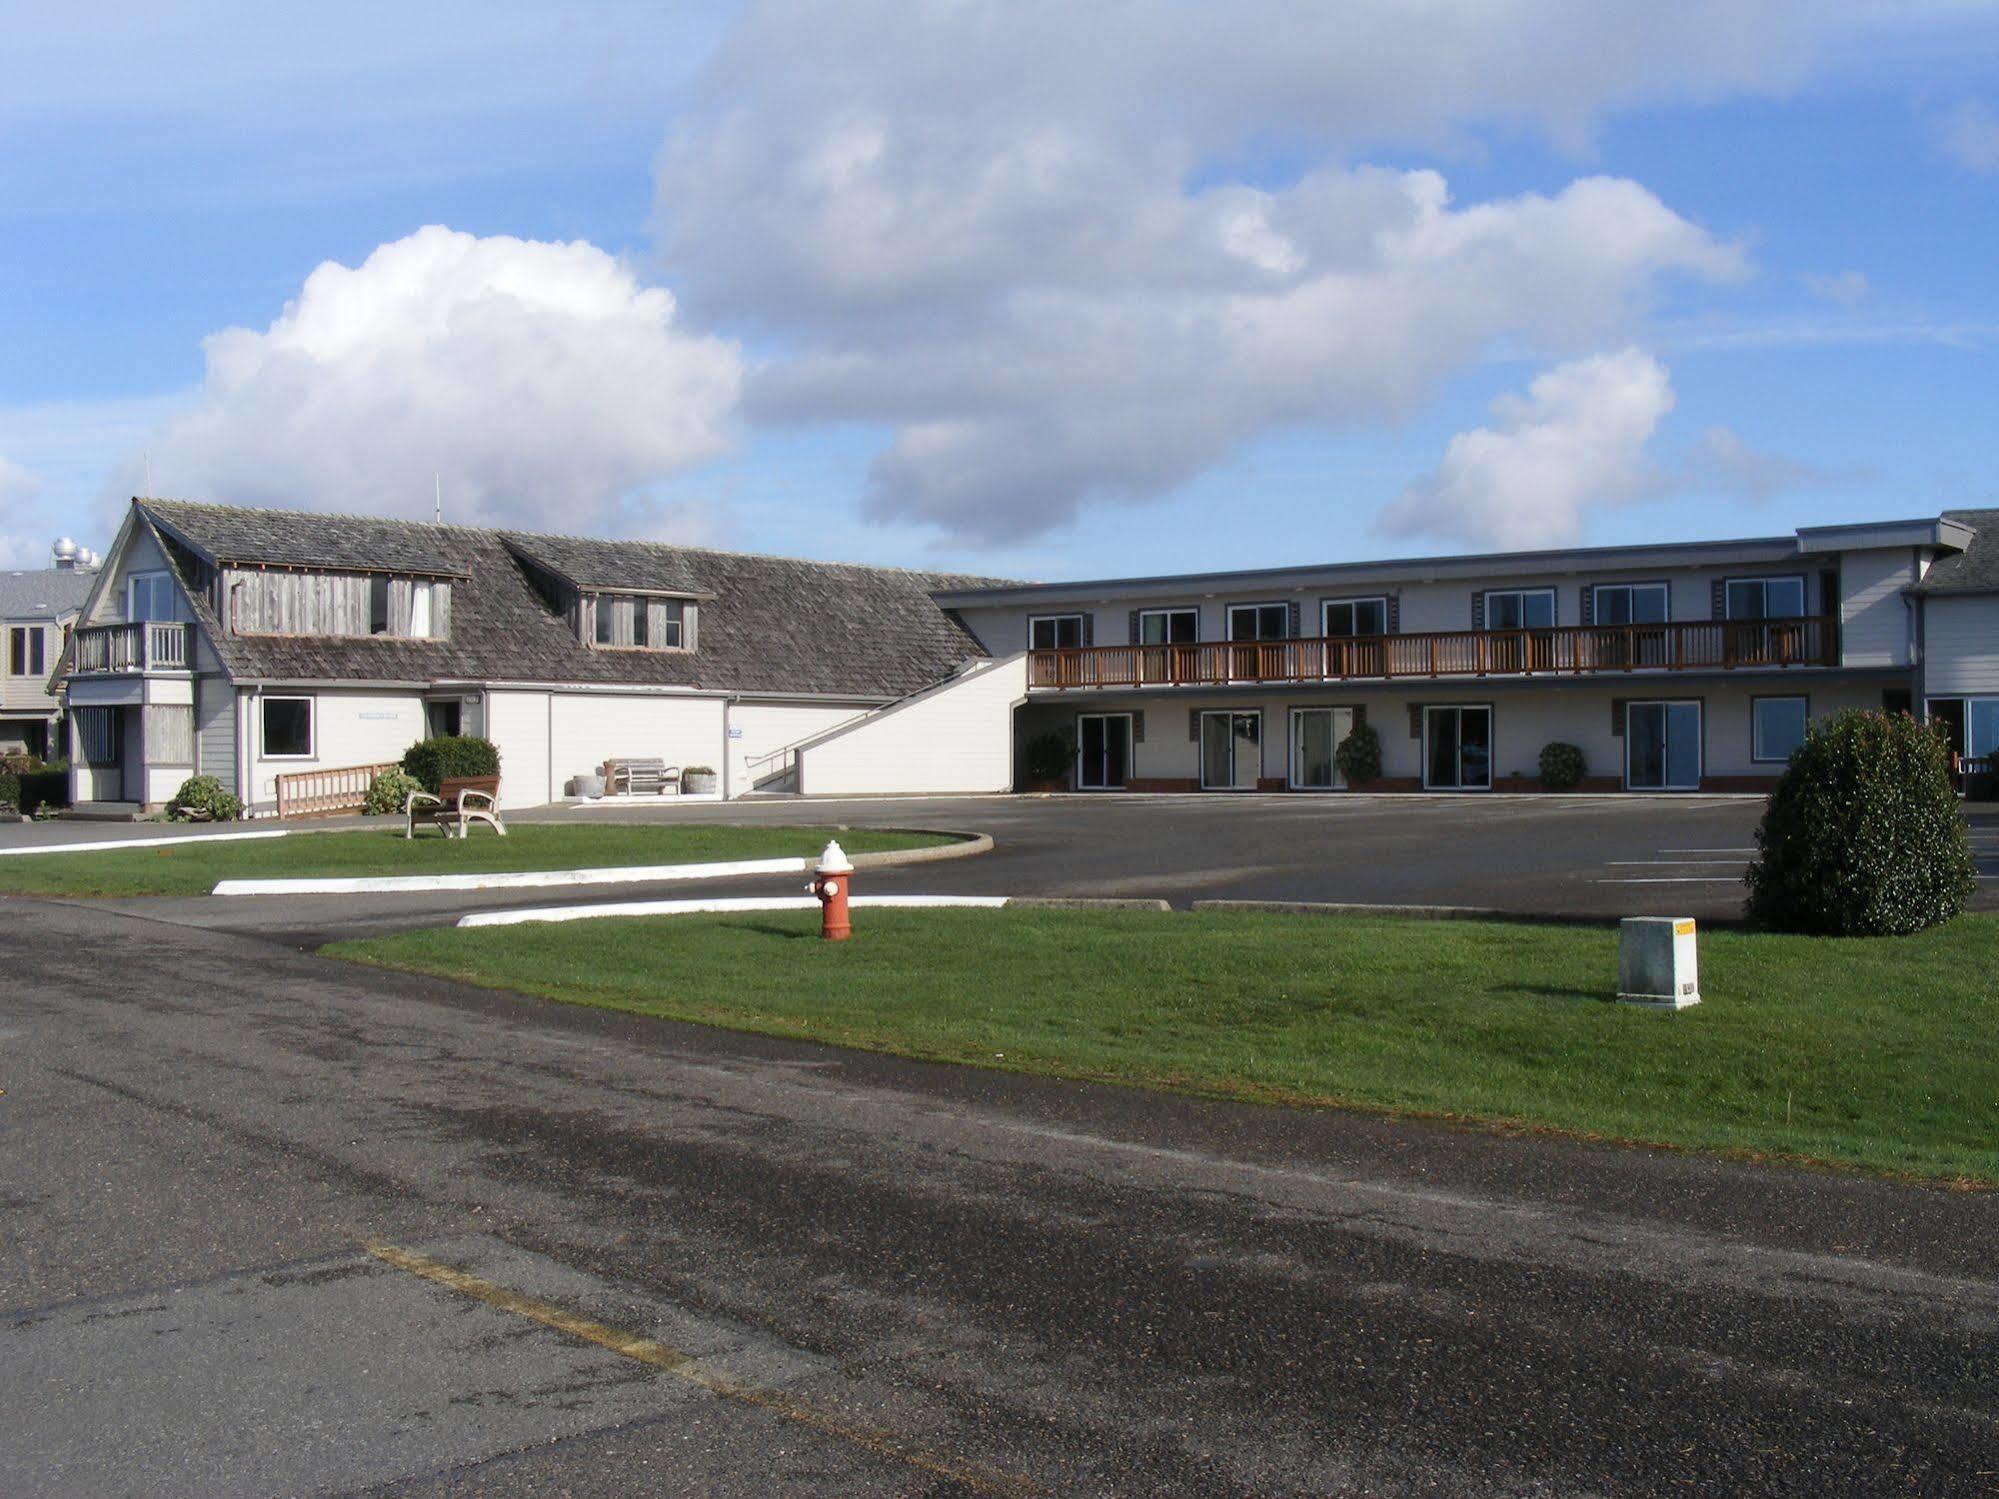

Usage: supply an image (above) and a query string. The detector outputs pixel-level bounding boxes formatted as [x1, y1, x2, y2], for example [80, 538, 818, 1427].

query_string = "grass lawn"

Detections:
[329, 908, 1999, 1183]
[0, 824, 956, 898]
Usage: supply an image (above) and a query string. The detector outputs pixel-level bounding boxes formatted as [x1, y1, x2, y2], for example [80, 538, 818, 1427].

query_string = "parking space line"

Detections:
[1594, 877, 1743, 884]
[362, 1240, 1036, 1498]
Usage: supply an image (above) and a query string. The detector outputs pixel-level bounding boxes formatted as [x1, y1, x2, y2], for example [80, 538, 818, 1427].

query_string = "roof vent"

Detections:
[51, 537, 78, 570]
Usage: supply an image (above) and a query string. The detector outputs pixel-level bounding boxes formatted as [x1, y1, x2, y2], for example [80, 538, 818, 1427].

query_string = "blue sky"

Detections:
[1, 2, 1995, 580]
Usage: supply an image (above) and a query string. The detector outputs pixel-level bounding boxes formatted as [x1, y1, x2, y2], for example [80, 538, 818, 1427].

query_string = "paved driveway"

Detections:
[65, 792, 1997, 945]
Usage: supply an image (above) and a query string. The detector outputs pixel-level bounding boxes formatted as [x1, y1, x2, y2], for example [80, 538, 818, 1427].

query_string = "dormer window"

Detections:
[591, 593, 692, 651]
[227, 567, 449, 639]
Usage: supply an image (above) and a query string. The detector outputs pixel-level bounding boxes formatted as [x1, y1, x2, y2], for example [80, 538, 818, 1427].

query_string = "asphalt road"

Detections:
[4, 898, 1997, 1494]
[40, 791, 1997, 948]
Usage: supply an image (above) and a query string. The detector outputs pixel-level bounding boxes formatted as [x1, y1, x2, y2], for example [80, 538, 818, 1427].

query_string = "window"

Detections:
[261, 696, 313, 759]
[1137, 607, 1197, 645]
[1484, 589, 1555, 629]
[409, 581, 435, 638]
[1322, 597, 1387, 637]
[369, 575, 391, 635]
[1592, 583, 1668, 625]
[1076, 713, 1133, 790]
[426, 699, 462, 738]
[1752, 697, 1808, 763]
[593, 594, 688, 650]
[1423, 706, 1492, 790]
[594, 597, 616, 645]
[129, 571, 178, 622]
[1227, 603, 1289, 641]
[1199, 710, 1262, 789]
[1627, 701, 1702, 790]
[632, 598, 650, 648]
[1029, 614, 1086, 650]
[1725, 576, 1806, 619]
[8, 626, 43, 677]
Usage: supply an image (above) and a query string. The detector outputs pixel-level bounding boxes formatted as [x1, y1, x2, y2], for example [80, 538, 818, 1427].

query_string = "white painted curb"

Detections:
[457, 894, 1013, 928]
[0, 830, 292, 858]
[215, 855, 808, 897]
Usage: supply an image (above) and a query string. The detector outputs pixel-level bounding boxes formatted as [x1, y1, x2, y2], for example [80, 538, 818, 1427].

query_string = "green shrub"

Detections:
[1335, 722, 1382, 785]
[1538, 741, 1586, 791]
[1745, 709, 1974, 935]
[400, 735, 500, 794]
[0, 771, 17, 812]
[1022, 731, 1073, 782]
[167, 775, 243, 823]
[362, 766, 423, 816]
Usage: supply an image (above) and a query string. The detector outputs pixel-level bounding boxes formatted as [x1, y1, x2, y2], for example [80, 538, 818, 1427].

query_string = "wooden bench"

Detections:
[405, 775, 506, 839]
[602, 758, 681, 797]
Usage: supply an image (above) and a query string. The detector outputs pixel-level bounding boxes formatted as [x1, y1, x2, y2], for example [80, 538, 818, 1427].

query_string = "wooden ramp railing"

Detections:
[275, 762, 397, 819]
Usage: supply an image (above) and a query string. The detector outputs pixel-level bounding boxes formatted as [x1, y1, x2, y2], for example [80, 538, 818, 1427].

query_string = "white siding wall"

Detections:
[242, 690, 426, 813]
[1838, 548, 1915, 668]
[196, 676, 236, 788]
[1924, 596, 1999, 696]
[797, 657, 1027, 795]
[546, 693, 726, 801]
[730, 701, 871, 794]
[485, 690, 553, 808]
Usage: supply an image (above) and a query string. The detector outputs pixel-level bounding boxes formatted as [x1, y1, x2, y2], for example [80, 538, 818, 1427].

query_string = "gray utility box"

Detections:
[1616, 917, 1702, 1010]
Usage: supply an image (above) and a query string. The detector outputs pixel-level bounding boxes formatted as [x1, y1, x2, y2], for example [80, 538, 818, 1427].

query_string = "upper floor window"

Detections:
[1227, 603, 1289, 641]
[1725, 576, 1806, 620]
[369, 576, 439, 638]
[592, 593, 689, 650]
[229, 568, 447, 639]
[1592, 582, 1668, 625]
[1484, 588, 1555, 629]
[1138, 607, 1197, 645]
[1322, 597, 1387, 637]
[8, 626, 45, 677]
[129, 571, 179, 622]
[1029, 614, 1086, 650]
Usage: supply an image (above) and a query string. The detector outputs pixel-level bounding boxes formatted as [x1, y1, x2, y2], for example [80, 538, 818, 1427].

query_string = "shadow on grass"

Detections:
[1491, 984, 1607, 1004]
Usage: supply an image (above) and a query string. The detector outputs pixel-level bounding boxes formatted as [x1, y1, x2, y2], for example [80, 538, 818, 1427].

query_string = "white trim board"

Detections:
[457, 893, 1013, 928]
[212, 854, 808, 896]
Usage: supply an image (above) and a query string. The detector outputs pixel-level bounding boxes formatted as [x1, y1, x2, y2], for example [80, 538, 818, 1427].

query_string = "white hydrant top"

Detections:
[816, 839, 855, 875]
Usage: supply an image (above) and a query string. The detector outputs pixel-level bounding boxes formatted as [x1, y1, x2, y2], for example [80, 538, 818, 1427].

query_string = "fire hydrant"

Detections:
[808, 839, 854, 941]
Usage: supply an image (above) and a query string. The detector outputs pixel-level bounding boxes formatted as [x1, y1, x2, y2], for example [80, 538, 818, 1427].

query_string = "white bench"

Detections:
[406, 775, 507, 838]
[603, 758, 681, 797]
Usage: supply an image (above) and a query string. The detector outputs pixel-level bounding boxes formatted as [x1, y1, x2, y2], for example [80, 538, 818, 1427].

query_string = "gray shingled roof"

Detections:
[1914, 510, 1999, 595]
[137, 500, 1011, 699]
[0, 566, 96, 621]
[146, 498, 467, 577]
[502, 533, 709, 597]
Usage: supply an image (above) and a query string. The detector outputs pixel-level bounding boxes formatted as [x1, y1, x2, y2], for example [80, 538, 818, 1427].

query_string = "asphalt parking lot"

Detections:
[35, 791, 1994, 946]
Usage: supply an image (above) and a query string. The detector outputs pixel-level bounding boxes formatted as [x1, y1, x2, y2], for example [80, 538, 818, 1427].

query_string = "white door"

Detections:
[1289, 707, 1353, 789]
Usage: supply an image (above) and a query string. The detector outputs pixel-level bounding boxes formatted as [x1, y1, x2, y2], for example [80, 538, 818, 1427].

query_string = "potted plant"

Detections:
[682, 765, 719, 795]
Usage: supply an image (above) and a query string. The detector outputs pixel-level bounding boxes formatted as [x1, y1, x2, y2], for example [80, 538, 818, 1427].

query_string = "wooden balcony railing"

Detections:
[1026, 617, 1838, 690]
[71, 621, 194, 674]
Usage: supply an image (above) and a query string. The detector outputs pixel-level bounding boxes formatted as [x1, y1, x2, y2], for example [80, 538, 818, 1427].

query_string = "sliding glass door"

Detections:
[1626, 701, 1702, 790]
[1289, 707, 1354, 789]
[1076, 713, 1132, 791]
[1200, 711, 1262, 790]
[1423, 706, 1492, 791]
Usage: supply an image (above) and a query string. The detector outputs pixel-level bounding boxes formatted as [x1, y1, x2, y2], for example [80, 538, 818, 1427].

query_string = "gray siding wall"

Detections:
[196, 677, 237, 787]
[1837, 548, 1915, 668]
[1923, 596, 1999, 696]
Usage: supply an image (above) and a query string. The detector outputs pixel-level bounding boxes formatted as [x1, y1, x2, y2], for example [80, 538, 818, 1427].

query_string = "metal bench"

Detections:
[603, 758, 681, 797]
[405, 775, 506, 839]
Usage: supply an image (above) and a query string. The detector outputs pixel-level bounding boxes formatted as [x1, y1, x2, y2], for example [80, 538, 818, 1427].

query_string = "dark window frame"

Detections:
[261, 695, 315, 761]
[1029, 613, 1087, 650]
[1321, 596, 1389, 638]
[1482, 587, 1557, 630]
[1588, 580, 1671, 625]
[1226, 601, 1291, 642]
[1136, 606, 1199, 645]
[1722, 574, 1808, 621]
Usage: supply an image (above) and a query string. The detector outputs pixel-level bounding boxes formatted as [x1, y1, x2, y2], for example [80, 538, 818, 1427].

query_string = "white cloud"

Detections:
[130, 226, 742, 533]
[650, 0, 1854, 543]
[1689, 426, 1848, 502]
[1942, 100, 1999, 171]
[0, 455, 49, 569]
[1379, 349, 1675, 550]
[1802, 269, 1870, 305]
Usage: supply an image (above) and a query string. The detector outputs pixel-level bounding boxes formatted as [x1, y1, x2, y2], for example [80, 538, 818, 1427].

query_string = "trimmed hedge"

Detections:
[400, 735, 501, 794]
[1538, 741, 1586, 791]
[1744, 709, 1974, 935]
[1335, 722, 1383, 785]
[0, 768, 68, 815]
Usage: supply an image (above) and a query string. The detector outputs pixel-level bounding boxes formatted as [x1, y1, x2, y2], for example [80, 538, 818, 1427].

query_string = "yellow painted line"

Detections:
[362, 1240, 1035, 1498]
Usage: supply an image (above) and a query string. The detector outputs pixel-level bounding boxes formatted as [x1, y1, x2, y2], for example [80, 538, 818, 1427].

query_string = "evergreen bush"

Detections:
[1335, 722, 1383, 785]
[1538, 741, 1586, 791]
[400, 735, 500, 794]
[1022, 731, 1073, 782]
[1744, 709, 1974, 935]
[362, 766, 423, 815]
[167, 775, 243, 823]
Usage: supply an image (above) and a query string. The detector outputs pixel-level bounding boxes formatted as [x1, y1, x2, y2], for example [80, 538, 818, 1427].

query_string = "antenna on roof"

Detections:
[434, 473, 442, 526]
[143, 452, 152, 499]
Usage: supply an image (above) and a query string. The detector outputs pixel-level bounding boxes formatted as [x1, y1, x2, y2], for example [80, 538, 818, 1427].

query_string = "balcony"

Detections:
[71, 621, 193, 675]
[1026, 617, 1839, 691]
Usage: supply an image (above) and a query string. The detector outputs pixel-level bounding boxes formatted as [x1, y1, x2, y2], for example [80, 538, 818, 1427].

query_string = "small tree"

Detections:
[1335, 722, 1382, 786]
[1538, 741, 1586, 791]
[1745, 709, 1973, 935]
[401, 734, 500, 793]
